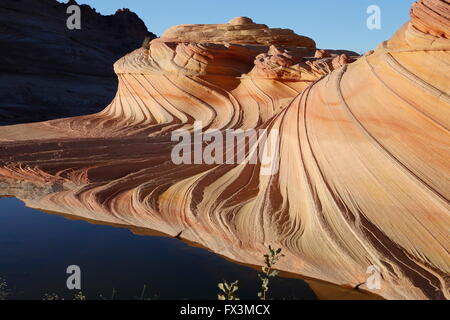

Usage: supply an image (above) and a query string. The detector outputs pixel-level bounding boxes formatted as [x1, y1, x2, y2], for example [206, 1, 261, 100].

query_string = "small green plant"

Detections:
[73, 291, 86, 300]
[217, 280, 239, 300]
[0, 277, 9, 300]
[0, 277, 157, 300]
[258, 245, 284, 300]
[216, 246, 284, 300]
[43, 291, 86, 300]
[43, 293, 62, 300]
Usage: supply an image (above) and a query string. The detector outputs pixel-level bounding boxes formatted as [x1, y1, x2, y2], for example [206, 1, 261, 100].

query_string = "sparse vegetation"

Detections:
[0, 283, 155, 301]
[217, 280, 240, 300]
[217, 245, 284, 300]
[73, 291, 86, 300]
[43, 293, 62, 300]
[258, 245, 285, 300]
[0, 277, 9, 300]
[43, 291, 86, 300]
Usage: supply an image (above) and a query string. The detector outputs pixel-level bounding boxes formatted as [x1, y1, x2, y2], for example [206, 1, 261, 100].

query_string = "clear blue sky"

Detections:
[74, 0, 416, 53]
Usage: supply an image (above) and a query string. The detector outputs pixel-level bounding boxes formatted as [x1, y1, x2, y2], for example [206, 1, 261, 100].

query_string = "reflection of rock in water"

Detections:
[0, 0, 155, 125]
[0, 0, 449, 300]
[0, 194, 381, 300]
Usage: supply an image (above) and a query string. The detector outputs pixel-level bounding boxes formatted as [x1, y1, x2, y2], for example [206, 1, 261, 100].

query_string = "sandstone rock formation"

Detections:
[0, 0, 448, 300]
[0, 0, 155, 125]
[410, 0, 450, 38]
[161, 16, 316, 47]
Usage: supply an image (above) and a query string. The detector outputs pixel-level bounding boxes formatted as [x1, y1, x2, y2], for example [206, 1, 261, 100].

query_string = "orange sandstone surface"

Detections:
[0, 0, 449, 300]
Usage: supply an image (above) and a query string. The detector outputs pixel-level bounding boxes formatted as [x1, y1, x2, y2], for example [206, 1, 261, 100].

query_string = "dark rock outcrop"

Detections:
[0, 0, 156, 125]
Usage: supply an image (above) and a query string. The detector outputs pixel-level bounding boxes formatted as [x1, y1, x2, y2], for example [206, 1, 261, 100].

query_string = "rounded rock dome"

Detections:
[228, 16, 255, 25]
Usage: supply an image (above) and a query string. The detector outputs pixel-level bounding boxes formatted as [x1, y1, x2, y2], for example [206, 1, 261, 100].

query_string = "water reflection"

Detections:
[0, 197, 317, 300]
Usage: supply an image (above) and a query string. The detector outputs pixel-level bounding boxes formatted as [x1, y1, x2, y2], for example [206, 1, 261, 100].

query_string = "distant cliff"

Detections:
[0, 0, 156, 125]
